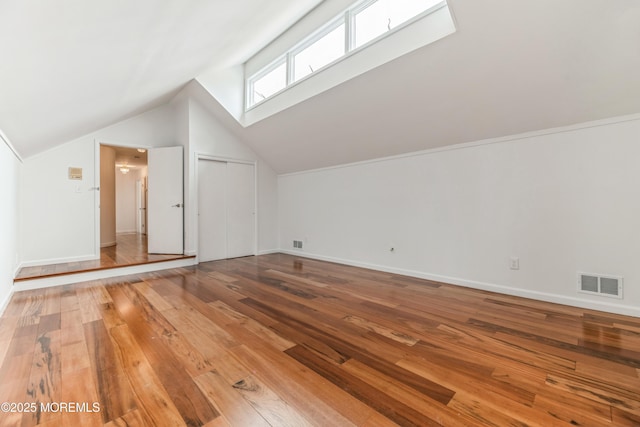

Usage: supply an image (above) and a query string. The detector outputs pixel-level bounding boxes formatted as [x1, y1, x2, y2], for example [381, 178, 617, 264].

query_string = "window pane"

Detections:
[355, 0, 442, 48]
[252, 62, 286, 105]
[293, 24, 345, 82]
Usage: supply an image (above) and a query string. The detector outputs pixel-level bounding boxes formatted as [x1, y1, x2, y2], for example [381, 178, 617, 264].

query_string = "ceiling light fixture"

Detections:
[137, 148, 146, 153]
[120, 166, 130, 174]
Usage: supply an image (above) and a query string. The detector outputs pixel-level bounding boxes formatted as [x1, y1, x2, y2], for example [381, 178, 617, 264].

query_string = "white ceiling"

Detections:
[240, 0, 640, 173]
[0, 0, 322, 158]
[2, 0, 640, 174]
[110, 145, 147, 168]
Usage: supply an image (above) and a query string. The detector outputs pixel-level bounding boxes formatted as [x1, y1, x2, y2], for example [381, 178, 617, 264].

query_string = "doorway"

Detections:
[197, 158, 256, 262]
[100, 144, 148, 251]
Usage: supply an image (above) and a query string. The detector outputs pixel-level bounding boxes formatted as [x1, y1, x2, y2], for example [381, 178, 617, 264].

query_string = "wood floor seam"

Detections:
[1, 253, 639, 426]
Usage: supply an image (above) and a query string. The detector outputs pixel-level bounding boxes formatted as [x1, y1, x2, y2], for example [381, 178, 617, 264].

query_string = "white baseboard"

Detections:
[258, 249, 280, 255]
[13, 258, 197, 292]
[279, 250, 640, 318]
[14, 262, 23, 278]
[0, 286, 15, 317]
[19, 254, 98, 269]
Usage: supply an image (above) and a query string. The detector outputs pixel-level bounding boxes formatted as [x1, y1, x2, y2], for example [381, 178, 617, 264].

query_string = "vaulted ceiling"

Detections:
[2, 1, 640, 174]
[0, 0, 323, 158]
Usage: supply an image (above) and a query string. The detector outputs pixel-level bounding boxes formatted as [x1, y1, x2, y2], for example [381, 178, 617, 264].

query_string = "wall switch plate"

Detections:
[68, 167, 82, 180]
[509, 257, 520, 270]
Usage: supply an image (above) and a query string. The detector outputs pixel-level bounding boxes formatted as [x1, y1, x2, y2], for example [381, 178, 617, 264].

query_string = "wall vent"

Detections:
[293, 240, 303, 249]
[577, 272, 623, 299]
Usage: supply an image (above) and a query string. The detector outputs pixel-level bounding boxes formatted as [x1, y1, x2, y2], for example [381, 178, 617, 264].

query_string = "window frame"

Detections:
[245, 0, 448, 110]
[246, 56, 287, 109]
[289, 17, 346, 84]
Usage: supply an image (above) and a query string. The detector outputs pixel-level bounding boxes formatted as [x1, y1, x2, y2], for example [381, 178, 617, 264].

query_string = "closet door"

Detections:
[198, 160, 227, 262]
[226, 162, 255, 258]
[198, 159, 256, 262]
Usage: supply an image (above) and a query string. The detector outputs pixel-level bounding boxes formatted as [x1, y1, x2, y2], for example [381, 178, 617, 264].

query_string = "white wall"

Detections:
[19, 89, 278, 268]
[185, 91, 279, 255]
[279, 115, 640, 316]
[116, 166, 146, 234]
[20, 103, 178, 267]
[21, 137, 96, 264]
[0, 132, 21, 314]
[196, 65, 245, 122]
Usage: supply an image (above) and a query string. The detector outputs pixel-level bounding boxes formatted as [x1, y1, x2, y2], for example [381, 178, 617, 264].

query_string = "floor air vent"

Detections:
[578, 272, 623, 299]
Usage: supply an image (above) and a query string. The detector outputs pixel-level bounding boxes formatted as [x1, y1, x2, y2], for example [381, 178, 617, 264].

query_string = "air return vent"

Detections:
[577, 272, 623, 299]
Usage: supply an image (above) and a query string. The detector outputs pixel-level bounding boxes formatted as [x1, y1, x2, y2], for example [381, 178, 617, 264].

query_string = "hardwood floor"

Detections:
[2, 253, 640, 426]
[14, 234, 193, 281]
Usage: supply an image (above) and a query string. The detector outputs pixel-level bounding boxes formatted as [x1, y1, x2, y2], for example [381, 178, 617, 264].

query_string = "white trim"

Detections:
[258, 249, 280, 255]
[18, 254, 98, 269]
[116, 229, 138, 235]
[279, 112, 640, 177]
[196, 154, 256, 165]
[247, 57, 287, 109]
[253, 160, 260, 257]
[14, 262, 22, 278]
[0, 129, 23, 162]
[14, 258, 197, 291]
[0, 287, 15, 317]
[278, 250, 640, 318]
[94, 140, 101, 259]
[288, 15, 346, 84]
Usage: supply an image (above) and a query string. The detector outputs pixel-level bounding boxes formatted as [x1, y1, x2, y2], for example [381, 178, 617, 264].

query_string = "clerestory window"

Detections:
[246, 0, 448, 110]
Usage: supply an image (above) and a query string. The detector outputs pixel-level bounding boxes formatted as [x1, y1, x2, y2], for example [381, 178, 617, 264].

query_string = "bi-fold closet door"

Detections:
[197, 159, 255, 262]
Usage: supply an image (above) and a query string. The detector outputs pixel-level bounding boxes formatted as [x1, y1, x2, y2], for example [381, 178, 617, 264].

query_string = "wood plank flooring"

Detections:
[14, 234, 193, 281]
[2, 253, 640, 426]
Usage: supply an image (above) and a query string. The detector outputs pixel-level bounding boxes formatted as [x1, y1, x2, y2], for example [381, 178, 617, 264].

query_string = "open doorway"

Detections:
[100, 144, 148, 255]
[13, 144, 189, 282]
[99, 144, 185, 262]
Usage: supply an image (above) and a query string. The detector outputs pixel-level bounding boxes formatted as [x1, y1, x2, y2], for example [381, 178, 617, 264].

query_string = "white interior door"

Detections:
[226, 162, 255, 258]
[148, 146, 183, 254]
[197, 159, 255, 262]
[198, 160, 227, 262]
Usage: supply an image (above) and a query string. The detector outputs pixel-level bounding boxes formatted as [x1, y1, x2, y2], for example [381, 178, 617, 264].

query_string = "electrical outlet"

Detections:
[509, 257, 520, 270]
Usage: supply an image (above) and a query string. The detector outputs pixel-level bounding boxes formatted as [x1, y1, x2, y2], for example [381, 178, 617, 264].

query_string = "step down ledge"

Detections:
[13, 257, 197, 291]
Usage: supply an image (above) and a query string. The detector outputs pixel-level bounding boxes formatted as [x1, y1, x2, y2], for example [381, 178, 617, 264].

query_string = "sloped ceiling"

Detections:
[0, 0, 323, 158]
[2, 0, 640, 174]
[240, 0, 640, 173]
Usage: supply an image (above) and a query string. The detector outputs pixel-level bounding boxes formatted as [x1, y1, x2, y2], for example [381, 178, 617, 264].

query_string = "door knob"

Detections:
[172, 203, 183, 208]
